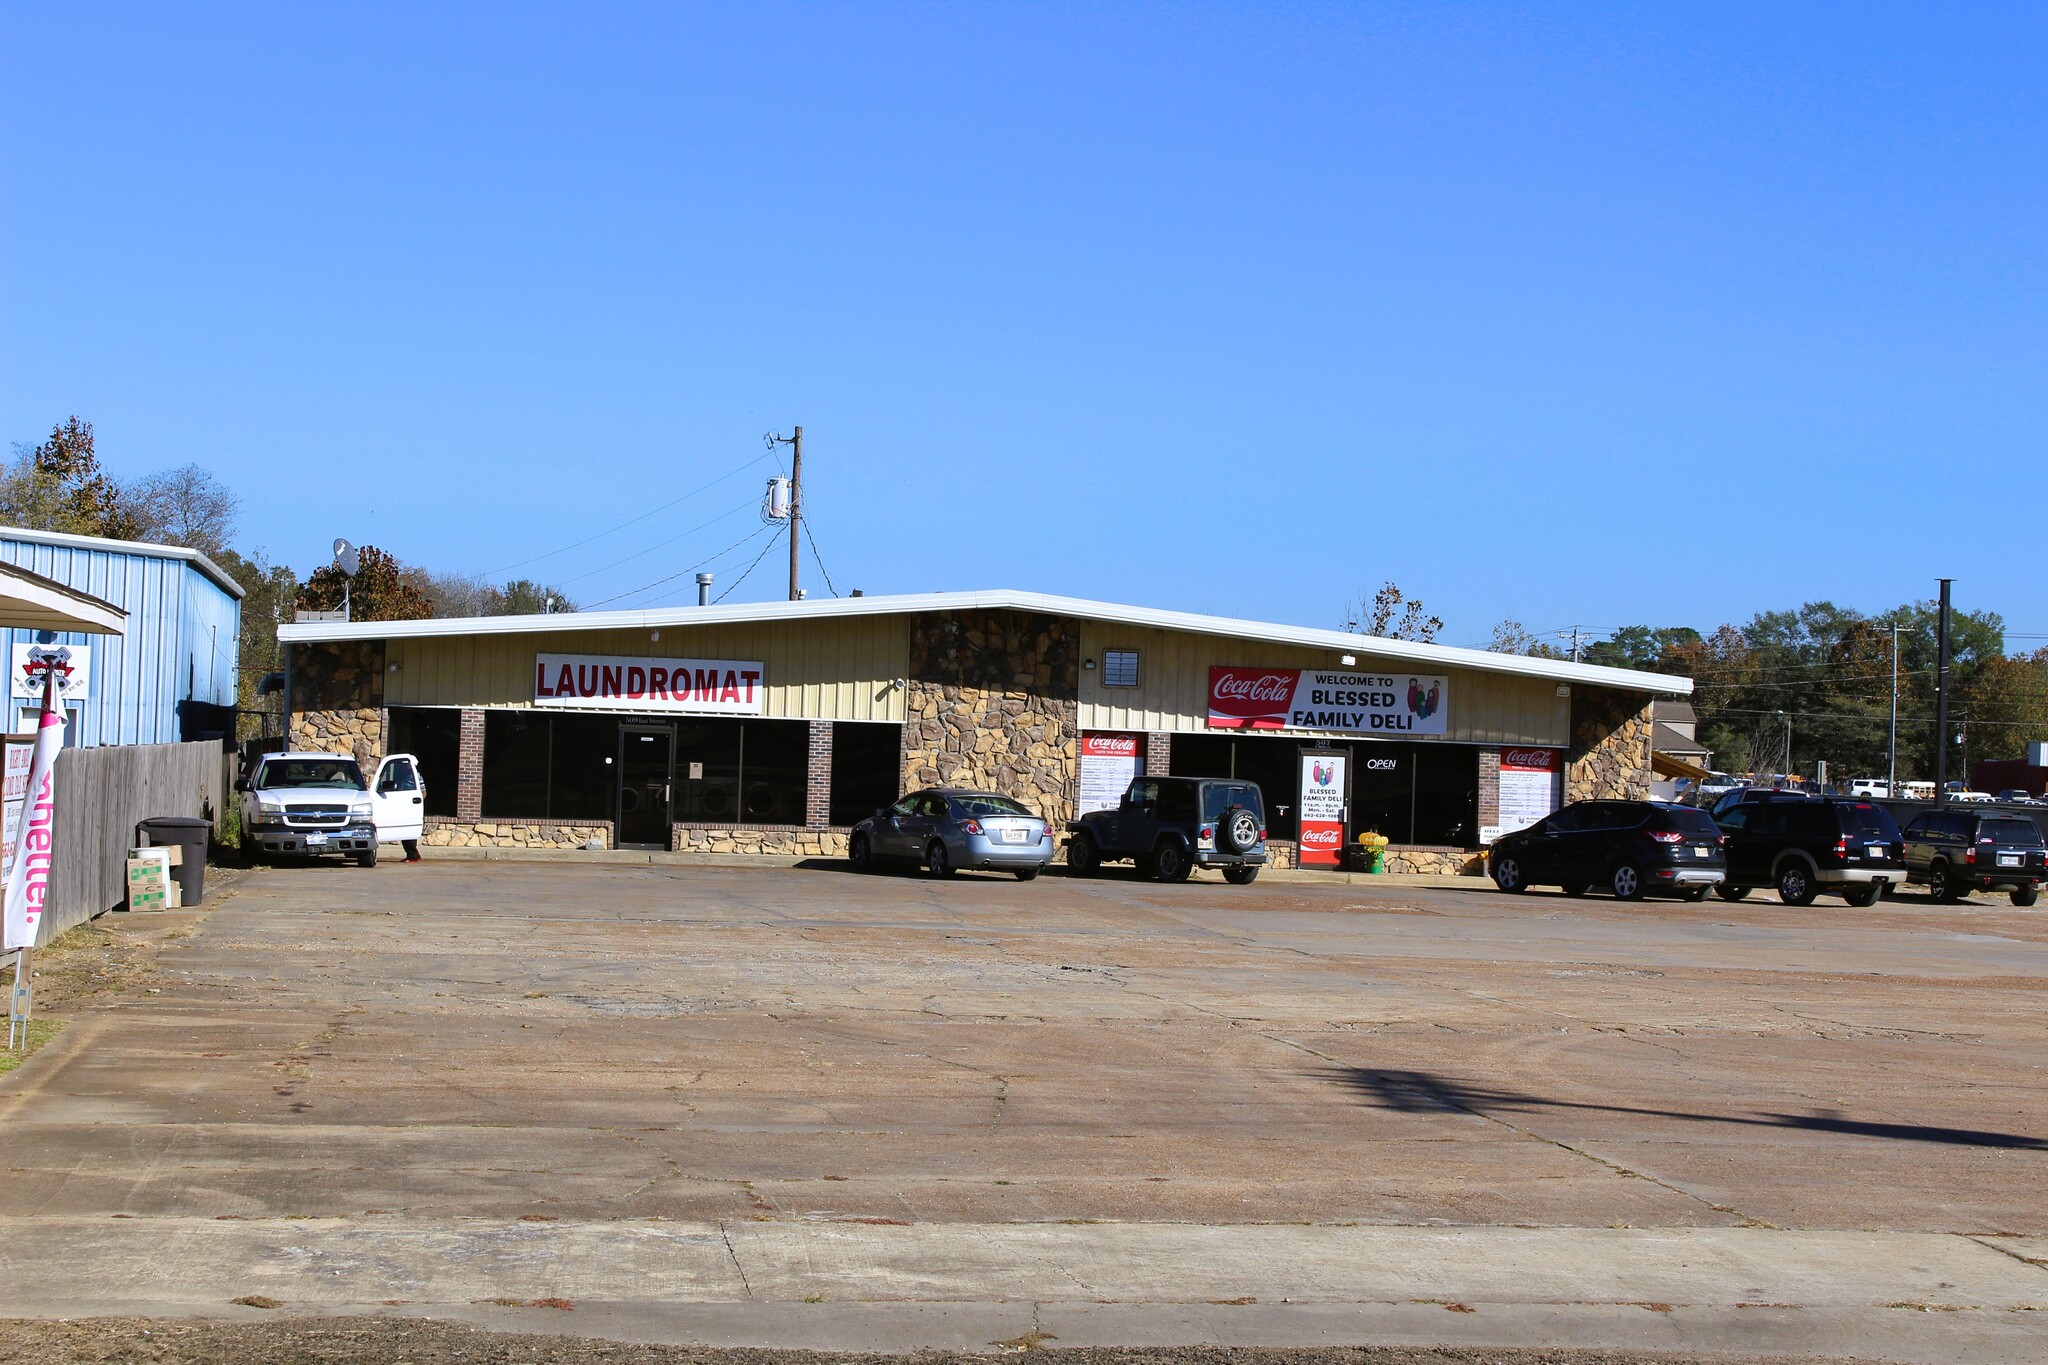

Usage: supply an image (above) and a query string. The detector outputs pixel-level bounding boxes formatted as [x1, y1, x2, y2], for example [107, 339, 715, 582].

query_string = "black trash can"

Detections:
[137, 815, 212, 907]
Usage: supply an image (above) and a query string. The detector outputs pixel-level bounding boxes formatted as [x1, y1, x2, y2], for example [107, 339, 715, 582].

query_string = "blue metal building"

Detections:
[0, 526, 245, 747]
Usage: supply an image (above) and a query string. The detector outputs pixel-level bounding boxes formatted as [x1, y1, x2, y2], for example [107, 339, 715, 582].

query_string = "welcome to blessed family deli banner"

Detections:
[534, 654, 765, 714]
[1207, 668, 1450, 736]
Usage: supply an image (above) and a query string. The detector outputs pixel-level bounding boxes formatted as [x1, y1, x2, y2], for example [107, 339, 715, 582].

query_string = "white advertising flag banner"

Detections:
[534, 654, 766, 715]
[2, 708, 64, 951]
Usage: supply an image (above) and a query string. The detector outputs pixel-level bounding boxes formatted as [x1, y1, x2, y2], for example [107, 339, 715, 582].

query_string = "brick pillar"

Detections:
[1477, 747, 1502, 835]
[457, 708, 485, 821]
[806, 720, 833, 829]
[1146, 731, 1172, 776]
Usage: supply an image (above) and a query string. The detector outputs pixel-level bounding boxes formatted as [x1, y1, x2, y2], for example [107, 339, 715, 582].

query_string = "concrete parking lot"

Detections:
[2, 859, 2045, 1361]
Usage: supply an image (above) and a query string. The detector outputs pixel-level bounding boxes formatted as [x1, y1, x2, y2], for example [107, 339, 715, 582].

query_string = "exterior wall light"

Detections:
[1083, 658, 1097, 671]
[1340, 654, 1357, 666]
[1556, 684, 1571, 698]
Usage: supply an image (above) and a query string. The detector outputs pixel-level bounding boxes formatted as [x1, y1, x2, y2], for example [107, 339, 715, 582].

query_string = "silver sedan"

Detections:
[849, 788, 1057, 880]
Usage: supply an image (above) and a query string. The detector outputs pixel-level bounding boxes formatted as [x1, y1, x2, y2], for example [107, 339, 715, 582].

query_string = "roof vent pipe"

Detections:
[696, 572, 714, 606]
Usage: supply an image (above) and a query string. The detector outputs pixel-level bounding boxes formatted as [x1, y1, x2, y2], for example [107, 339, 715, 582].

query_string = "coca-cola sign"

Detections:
[1502, 748, 1558, 772]
[1081, 733, 1141, 758]
[1299, 826, 1342, 849]
[1207, 667, 1449, 736]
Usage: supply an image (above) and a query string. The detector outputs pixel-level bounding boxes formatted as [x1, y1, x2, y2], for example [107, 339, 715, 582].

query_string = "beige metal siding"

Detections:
[385, 616, 909, 722]
[1076, 623, 1568, 746]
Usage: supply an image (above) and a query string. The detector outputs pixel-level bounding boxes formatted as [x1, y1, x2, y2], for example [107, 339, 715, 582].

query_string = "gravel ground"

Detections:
[0, 1319, 1883, 1365]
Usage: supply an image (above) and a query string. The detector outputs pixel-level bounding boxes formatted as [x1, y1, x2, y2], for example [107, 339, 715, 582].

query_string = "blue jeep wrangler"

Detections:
[1066, 775, 1268, 884]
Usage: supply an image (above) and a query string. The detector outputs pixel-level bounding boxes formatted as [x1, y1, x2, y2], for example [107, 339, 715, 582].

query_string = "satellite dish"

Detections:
[333, 538, 360, 578]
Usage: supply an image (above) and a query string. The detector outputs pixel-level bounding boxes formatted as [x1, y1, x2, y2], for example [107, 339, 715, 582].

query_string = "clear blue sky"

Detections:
[4, 3, 2043, 647]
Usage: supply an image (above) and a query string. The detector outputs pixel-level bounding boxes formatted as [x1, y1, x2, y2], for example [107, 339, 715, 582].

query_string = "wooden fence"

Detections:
[39, 742, 227, 942]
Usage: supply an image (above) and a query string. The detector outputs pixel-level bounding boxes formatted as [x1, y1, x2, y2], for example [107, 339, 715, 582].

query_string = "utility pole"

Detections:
[787, 426, 803, 602]
[1570, 627, 1583, 663]
[764, 426, 805, 601]
[1934, 579, 1953, 805]
[1888, 623, 1903, 797]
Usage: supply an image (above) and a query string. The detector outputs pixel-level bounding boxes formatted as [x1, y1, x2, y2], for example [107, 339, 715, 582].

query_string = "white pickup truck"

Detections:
[238, 750, 426, 866]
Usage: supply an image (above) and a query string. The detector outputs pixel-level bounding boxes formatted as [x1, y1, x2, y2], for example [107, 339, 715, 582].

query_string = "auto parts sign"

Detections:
[1208, 668, 1448, 735]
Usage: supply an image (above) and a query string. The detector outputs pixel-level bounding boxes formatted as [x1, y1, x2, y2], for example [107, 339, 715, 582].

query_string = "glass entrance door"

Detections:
[618, 724, 675, 848]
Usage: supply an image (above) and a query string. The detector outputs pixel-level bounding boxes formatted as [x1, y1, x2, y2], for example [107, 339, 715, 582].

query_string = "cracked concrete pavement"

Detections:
[1, 859, 2045, 1361]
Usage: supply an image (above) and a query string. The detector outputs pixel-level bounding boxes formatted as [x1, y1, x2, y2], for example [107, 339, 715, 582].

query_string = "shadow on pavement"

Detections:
[1322, 1065, 2048, 1151]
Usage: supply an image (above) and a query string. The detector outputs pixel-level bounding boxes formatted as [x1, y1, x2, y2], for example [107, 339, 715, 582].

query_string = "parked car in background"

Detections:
[1848, 777, 1891, 798]
[1487, 800, 1725, 902]
[1901, 809, 2045, 905]
[1710, 786, 1817, 820]
[1066, 776, 1267, 883]
[849, 788, 1057, 879]
[1712, 795, 1905, 906]
[1994, 789, 2042, 806]
[239, 751, 424, 867]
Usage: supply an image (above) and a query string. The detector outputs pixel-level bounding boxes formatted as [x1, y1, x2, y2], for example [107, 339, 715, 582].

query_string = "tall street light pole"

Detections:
[1934, 579, 1953, 806]
[1888, 623, 1903, 798]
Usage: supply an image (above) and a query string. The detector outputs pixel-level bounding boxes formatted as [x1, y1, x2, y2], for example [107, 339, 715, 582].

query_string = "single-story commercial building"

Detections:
[277, 591, 1690, 871]
[0, 526, 245, 746]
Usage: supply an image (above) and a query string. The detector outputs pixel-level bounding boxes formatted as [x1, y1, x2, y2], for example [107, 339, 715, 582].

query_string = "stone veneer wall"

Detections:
[673, 825, 849, 856]
[1259, 842, 1481, 875]
[288, 641, 386, 769]
[1565, 687, 1656, 803]
[424, 818, 611, 850]
[901, 609, 1081, 825]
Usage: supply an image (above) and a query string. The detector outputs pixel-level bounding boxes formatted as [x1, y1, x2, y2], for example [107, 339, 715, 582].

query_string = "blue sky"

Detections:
[4, 3, 2043, 648]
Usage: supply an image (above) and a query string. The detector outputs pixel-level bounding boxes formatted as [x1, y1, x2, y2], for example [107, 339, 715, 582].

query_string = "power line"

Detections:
[580, 522, 778, 610]
[715, 525, 787, 603]
[551, 495, 758, 588]
[481, 449, 771, 577]
[801, 519, 839, 598]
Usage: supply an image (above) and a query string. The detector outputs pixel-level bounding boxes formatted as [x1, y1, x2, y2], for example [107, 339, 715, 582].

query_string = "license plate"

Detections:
[305, 833, 327, 846]
[1694, 846, 1711, 858]
[1000, 828, 1028, 844]
[1999, 853, 2021, 868]
[1866, 845, 1887, 859]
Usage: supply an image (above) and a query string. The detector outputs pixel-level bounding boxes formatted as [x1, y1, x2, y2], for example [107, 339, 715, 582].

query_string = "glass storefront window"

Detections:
[740, 720, 809, 825]
[1168, 734, 1482, 848]
[387, 707, 460, 817]
[674, 721, 742, 821]
[550, 714, 617, 822]
[830, 722, 903, 826]
[481, 712, 550, 818]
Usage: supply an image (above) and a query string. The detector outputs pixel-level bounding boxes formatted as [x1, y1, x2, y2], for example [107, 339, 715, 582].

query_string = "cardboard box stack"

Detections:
[125, 843, 181, 912]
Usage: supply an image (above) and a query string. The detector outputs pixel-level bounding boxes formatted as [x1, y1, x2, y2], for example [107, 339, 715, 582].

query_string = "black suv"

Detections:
[1901, 809, 2045, 905]
[1066, 776, 1267, 884]
[1488, 800, 1726, 901]
[1713, 795, 1904, 906]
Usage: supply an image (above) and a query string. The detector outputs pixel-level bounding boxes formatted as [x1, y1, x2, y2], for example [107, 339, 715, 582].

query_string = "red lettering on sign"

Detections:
[626, 666, 646, 698]
[740, 669, 760, 701]
[694, 668, 717, 699]
[536, 662, 555, 697]
[649, 666, 670, 699]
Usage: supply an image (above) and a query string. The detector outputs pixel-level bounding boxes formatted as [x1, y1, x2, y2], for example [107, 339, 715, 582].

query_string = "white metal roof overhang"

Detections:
[0, 561, 128, 634]
[277, 588, 1691, 696]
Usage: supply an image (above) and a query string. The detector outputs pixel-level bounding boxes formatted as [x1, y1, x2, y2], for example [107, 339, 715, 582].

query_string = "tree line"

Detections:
[2, 417, 575, 734]
[1490, 605, 2047, 778]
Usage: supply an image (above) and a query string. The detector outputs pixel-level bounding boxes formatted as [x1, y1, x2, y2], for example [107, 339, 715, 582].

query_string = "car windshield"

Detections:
[1981, 818, 2044, 846]
[952, 795, 1034, 818]
[1202, 783, 1263, 821]
[1836, 802, 1901, 841]
[259, 758, 366, 791]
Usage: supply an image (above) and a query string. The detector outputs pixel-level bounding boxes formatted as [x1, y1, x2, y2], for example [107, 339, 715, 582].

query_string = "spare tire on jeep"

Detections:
[1217, 806, 1260, 855]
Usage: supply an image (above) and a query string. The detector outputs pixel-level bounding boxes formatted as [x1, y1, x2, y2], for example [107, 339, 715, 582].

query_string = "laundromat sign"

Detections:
[1208, 667, 1449, 736]
[534, 653, 765, 714]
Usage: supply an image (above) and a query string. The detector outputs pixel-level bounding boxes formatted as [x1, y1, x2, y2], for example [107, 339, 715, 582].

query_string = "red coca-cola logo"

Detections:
[1502, 748, 1558, 771]
[1300, 826, 1341, 847]
[1083, 734, 1140, 757]
[1208, 668, 1300, 720]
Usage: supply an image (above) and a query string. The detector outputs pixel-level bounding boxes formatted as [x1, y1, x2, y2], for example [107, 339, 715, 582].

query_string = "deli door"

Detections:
[1297, 749, 1349, 867]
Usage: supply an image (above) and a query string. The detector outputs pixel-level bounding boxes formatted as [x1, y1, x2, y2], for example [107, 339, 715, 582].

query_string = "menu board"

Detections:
[1078, 733, 1143, 816]
[1497, 747, 1562, 836]
[1, 739, 32, 870]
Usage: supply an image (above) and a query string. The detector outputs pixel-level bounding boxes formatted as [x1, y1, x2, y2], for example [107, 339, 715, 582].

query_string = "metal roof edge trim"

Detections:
[0, 524, 248, 599]
[276, 588, 1692, 695]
